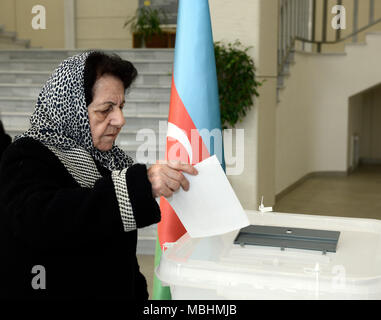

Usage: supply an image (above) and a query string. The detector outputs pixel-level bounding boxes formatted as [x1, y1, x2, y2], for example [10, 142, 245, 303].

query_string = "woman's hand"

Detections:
[147, 160, 198, 198]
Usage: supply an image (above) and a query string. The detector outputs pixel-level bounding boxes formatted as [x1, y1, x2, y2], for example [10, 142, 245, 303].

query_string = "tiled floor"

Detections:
[137, 254, 155, 299]
[137, 164, 381, 299]
[274, 164, 381, 220]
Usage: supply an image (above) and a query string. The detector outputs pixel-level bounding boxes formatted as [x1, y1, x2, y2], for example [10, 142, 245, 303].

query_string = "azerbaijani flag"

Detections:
[152, 0, 224, 300]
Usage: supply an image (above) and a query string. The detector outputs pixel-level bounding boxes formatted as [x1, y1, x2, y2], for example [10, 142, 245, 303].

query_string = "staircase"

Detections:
[276, 29, 381, 195]
[275, 0, 381, 199]
[0, 49, 173, 159]
[0, 48, 174, 254]
[277, 0, 381, 101]
[0, 25, 30, 49]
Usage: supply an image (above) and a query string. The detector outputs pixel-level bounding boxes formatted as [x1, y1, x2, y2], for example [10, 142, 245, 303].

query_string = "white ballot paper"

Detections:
[164, 155, 250, 238]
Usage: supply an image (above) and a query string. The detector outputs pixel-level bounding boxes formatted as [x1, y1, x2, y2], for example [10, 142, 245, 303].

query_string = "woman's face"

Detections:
[88, 74, 126, 151]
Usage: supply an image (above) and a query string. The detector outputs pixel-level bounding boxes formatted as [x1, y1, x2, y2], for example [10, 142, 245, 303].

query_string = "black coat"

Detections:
[0, 137, 161, 300]
[0, 120, 11, 160]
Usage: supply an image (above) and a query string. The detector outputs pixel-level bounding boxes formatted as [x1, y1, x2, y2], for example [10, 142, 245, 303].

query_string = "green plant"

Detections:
[214, 40, 262, 129]
[124, 6, 167, 43]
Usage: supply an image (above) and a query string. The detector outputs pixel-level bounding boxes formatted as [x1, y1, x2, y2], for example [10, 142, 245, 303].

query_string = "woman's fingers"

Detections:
[147, 161, 198, 198]
[163, 167, 190, 191]
[160, 185, 174, 198]
[167, 160, 198, 176]
[165, 176, 181, 192]
[147, 167, 173, 198]
[166, 161, 198, 191]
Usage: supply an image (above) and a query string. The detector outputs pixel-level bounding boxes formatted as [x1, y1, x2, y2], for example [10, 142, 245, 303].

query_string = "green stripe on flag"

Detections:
[152, 236, 171, 300]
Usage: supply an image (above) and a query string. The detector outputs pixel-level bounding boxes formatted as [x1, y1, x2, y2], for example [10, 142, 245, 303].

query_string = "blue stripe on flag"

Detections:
[173, 0, 224, 166]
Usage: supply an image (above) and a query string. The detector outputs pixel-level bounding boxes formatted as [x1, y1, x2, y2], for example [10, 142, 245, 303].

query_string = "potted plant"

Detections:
[124, 6, 171, 48]
[214, 40, 263, 129]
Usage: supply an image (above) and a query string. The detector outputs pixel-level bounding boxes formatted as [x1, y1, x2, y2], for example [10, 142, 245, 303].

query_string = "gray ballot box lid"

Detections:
[234, 225, 340, 253]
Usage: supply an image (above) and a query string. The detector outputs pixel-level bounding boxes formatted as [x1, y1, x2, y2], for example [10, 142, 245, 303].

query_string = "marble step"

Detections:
[0, 25, 30, 49]
[4, 126, 166, 166]
[0, 59, 173, 73]
[134, 72, 171, 86]
[0, 42, 29, 49]
[0, 83, 170, 100]
[4, 122, 167, 163]
[125, 149, 165, 165]
[0, 36, 30, 49]
[1, 111, 168, 132]
[0, 96, 170, 117]
[137, 224, 158, 255]
[0, 70, 172, 86]
[0, 70, 51, 84]
[123, 99, 170, 116]
[7, 123, 166, 140]
[0, 49, 174, 61]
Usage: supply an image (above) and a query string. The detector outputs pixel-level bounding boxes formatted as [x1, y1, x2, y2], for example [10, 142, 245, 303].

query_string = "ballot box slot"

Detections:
[234, 225, 340, 253]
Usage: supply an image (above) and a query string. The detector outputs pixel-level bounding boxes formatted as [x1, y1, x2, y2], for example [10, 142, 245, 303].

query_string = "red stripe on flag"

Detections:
[167, 77, 210, 165]
[158, 198, 186, 247]
[168, 77, 195, 138]
[158, 78, 211, 248]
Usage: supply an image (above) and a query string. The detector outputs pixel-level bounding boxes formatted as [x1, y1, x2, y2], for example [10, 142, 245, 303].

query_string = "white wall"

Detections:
[209, 0, 278, 209]
[276, 34, 381, 195]
[76, 0, 138, 49]
[209, 0, 260, 209]
[209, 0, 260, 62]
[0, 0, 65, 48]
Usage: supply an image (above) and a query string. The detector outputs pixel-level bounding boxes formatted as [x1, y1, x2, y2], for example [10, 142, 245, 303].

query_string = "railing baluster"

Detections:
[336, 0, 343, 41]
[290, 0, 295, 45]
[289, 0, 292, 48]
[369, 0, 375, 24]
[301, 1, 306, 38]
[287, 0, 291, 49]
[299, 0, 305, 50]
[296, 0, 300, 38]
[304, 0, 310, 39]
[285, 0, 288, 50]
[279, 0, 282, 71]
[282, 0, 286, 69]
[306, 0, 311, 40]
[303, 0, 308, 50]
[292, 0, 298, 39]
[298, 0, 302, 39]
[278, 0, 381, 76]
[353, 0, 359, 42]
[312, 0, 316, 42]
[281, 0, 284, 64]
[278, 0, 281, 69]
[322, 0, 328, 43]
[307, 0, 312, 50]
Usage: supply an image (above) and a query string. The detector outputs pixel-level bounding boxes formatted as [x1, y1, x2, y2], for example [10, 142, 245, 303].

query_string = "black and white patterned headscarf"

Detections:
[15, 51, 132, 171]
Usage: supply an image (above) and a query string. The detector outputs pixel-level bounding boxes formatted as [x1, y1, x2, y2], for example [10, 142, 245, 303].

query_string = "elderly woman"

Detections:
[0, 51, 196, 300]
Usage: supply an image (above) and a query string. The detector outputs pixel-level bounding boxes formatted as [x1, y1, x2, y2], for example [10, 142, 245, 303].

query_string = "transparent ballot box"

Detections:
[155, 210, 381, 300]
